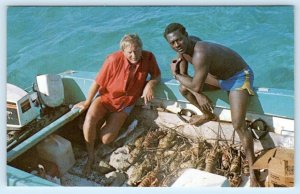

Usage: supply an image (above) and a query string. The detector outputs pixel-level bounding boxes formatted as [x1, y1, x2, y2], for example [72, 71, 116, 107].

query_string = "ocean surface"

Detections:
[7, 6, 294, 90]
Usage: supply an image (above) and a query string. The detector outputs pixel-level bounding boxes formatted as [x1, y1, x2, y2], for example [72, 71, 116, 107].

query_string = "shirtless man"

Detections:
[163, 23, 260, 186]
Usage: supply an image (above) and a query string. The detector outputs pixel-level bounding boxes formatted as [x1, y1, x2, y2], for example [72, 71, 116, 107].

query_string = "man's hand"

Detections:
[141, 83, 154, 105]
[193, 93, 213, 113]
[73, 101, 91, 113]
[170, 58, 182, 76]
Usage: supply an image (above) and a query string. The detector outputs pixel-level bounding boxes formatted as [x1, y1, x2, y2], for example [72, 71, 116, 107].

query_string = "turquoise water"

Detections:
[7, 6, 294, 90]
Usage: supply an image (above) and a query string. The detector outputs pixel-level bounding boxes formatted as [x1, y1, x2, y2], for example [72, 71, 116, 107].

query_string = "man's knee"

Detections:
[100, 134, 115, 145]
[99, 126, 119, 145]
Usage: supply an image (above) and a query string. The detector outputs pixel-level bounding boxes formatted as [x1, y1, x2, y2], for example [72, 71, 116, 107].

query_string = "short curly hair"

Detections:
[120, 34, 143, 51]
[163, 23, 187, 39]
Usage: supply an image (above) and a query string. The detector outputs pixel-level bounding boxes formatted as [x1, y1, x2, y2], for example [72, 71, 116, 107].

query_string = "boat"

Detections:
[6, 70, 294, 187]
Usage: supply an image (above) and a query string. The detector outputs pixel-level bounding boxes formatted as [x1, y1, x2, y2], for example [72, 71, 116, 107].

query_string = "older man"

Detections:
[75, 34, 161, 176]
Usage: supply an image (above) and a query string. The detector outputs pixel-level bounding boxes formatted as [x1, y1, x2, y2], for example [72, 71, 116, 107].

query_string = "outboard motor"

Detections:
[7, 83, 40, 130]
[34, 74, 64, 113]
[7, 74, 65, 130]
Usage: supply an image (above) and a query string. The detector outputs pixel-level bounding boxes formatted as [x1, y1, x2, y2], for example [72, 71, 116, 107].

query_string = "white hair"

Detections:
[120, 34, 143, 50]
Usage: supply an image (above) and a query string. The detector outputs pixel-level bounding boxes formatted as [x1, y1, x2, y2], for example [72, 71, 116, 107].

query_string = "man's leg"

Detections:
[99, 111, 129, 145]
[205, 73, 220, 88]
[179, 73, 220, 108]
[179, 84, 218, 126]
[82, 97, 107, 176]
[229, 90, 260, 187]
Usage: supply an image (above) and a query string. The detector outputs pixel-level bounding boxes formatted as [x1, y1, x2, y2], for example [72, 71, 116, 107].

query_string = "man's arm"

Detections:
[177, 54, 189, 75]
[174, 53, 213, 113]
[74, 81, 100, 112]
[175, 52, 208, 93]
[170, 55, 188, 76]
[141, 75, 161, 105]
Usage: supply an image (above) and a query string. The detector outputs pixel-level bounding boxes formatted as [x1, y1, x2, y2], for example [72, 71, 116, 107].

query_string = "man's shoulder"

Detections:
[142, 50, 155, 60]
[142, 50, 153, 55]
[195, 40, 207, 48]
[105, 50, 124, 64]
[107, 50, 124, 59]
[194, 41, 213, 54]
[189, 35, 202, 41]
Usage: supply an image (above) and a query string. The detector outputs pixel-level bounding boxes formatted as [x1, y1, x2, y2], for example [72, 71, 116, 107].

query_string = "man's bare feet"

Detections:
[189, 114, 218, 126]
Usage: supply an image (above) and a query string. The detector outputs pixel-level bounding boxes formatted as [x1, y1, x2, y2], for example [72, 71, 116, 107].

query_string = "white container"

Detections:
[37, 134, 75, 176]
[171, 168, 230, 187]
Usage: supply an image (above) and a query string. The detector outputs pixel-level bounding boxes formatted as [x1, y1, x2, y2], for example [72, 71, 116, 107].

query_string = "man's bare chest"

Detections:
[182, 54, 193, 64]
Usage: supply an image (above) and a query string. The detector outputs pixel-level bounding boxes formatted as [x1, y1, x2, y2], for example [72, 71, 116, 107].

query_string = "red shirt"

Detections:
[95, 50, 161, 112]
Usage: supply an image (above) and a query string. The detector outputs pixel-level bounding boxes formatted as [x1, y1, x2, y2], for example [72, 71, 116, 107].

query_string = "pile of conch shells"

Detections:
[108, 127, 249, 187]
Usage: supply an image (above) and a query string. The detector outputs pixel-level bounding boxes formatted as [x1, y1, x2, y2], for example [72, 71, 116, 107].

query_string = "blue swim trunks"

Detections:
[219, 66, 255, 95]
[121, 104, 135, 115]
